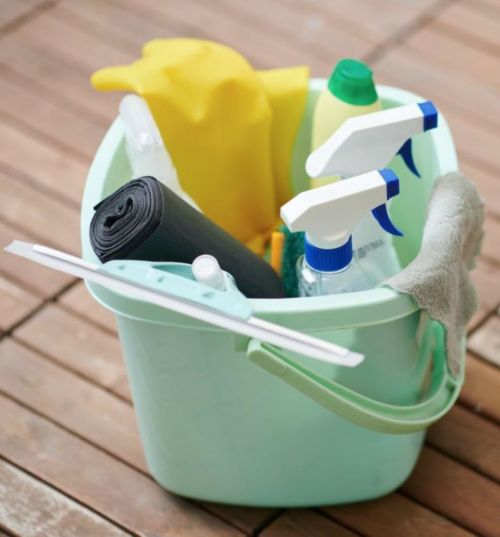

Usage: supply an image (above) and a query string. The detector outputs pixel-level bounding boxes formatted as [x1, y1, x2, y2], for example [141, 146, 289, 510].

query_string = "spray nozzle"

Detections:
[281, 169, 403, 272]
[306, 100, 438, 180]
[371, 169, 403, 236]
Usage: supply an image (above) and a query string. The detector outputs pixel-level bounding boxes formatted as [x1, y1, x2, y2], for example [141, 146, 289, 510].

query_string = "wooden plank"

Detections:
[0, 0, 46, 28]
[469, 258, 500, 331]
[0, 220, 74, 298]
[427, 405, 500, 482]
[261, 509, 358, 537]
[437, 112, 500, 177]
[209, 0, 376, 62]
[14, 10, 133, 74]
[0, 169, 79, 253]
[402, 447, 500, 536]
[278, 0, 439, 37]
[201, 504, 276, 536]
[13, 305, 127, 393]
[0, 338, 146, 472]
[0, 395, 240, 537]
[461, 353, 500, 422]
[472, 0, 500, 13]
[405, 21, 500, 92]
[461, 159, 500, 219]
[0, 117, 87, 205]
[0, 338, 275, 533]
[54, 0, 173, 55]
[0, 70, 104, 160]
[323, 492, 473, 537]
[58, 282, 117, 334]
[0, 36, 116, 123]
[106, 0, 327, 72]
[468, 314, 500, 367]
[434, 0, 500, 54]
[0, 459, 129, 537]
[479, 217, 500, 268]
[0, 277, 40, 334]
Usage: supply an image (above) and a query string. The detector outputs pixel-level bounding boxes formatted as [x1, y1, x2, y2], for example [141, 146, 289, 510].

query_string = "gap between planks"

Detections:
[0, 454, 136, 537]
[363, 0, 458, 64]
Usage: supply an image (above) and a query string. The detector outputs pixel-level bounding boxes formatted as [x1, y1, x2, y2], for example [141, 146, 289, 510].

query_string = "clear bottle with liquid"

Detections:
[297, 238, 377, 297]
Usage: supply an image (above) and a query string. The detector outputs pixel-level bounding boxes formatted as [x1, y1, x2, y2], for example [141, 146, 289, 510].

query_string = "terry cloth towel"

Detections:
[386, 172, 484, 377]
[91, 39, 309, 256]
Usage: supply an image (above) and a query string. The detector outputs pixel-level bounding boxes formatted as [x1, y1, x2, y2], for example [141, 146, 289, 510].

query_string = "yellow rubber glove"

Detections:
[92, 39, 308, 255]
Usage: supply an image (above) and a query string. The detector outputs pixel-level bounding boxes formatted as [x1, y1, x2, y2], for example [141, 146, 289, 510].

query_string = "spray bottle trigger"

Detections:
[372, 204, 403, 237]
[397, 138, 420, 178]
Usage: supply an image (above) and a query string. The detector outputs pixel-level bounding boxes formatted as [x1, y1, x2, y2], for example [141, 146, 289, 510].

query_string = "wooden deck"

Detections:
[0, 0, 499, 535]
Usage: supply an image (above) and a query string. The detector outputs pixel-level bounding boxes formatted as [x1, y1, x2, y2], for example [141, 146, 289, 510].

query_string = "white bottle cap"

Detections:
[192, 255, 227, 291]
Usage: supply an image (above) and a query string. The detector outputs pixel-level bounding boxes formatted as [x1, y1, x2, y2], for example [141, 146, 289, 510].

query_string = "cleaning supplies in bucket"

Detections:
[310, 59, 381, 188]
[307, 100, 439, 283]
[89, 176, 285, 299]
[91, 38, 309, 255]
[281, 169, 402, 296]
[5, 241, 364, 367]
[119, 94, 199, 210]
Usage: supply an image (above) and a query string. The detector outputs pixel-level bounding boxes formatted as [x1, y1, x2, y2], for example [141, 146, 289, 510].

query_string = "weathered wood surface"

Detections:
[0, 0, 499, 535]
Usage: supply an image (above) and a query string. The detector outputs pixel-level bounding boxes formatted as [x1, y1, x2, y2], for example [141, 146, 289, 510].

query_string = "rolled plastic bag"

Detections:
[90, 176, 285, 299]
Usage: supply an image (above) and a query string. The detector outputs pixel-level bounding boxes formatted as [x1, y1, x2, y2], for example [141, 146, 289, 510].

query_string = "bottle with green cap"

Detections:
[310, 58, 381, 188]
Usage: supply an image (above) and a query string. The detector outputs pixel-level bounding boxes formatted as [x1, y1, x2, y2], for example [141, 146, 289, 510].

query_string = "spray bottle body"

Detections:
[353, 210, 402, 282]
[297, 251, 375, 296]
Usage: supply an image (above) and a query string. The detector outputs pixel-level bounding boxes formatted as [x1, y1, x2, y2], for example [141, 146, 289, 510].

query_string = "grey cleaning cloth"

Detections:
[386, 172, 484, 377]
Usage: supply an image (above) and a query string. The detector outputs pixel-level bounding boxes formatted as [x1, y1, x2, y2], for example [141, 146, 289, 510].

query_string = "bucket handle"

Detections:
[246, 334, 463, 435]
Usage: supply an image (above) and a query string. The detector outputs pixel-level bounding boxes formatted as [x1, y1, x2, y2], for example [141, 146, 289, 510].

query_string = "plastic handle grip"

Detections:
[246, 329, 463, 435]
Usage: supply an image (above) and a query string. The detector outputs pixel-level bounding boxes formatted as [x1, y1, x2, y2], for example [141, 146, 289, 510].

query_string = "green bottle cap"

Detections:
[328, 59, 378, 105]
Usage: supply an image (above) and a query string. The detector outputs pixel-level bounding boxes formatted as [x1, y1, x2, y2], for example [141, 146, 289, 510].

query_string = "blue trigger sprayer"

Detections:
[305, 100, 438, 282]
[281, 169, 402, 297]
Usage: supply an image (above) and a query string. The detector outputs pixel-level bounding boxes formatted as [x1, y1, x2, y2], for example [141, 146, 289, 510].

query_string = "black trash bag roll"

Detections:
[90, 176, 285, 299]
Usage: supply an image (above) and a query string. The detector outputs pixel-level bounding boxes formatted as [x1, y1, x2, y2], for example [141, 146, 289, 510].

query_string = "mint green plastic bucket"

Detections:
[81, 81, 463, 507]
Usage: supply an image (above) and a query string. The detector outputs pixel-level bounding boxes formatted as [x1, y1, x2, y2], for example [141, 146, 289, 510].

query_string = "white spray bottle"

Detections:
[281, 169, 402, 297]
[306, 101, 438, 281]
[119, 94, 200, 210]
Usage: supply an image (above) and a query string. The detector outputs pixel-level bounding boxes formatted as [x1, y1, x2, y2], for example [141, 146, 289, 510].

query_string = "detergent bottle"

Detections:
[281, 169, 403, 297]
[310, 59, 381, 188]
[306, 100, 438, 282]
